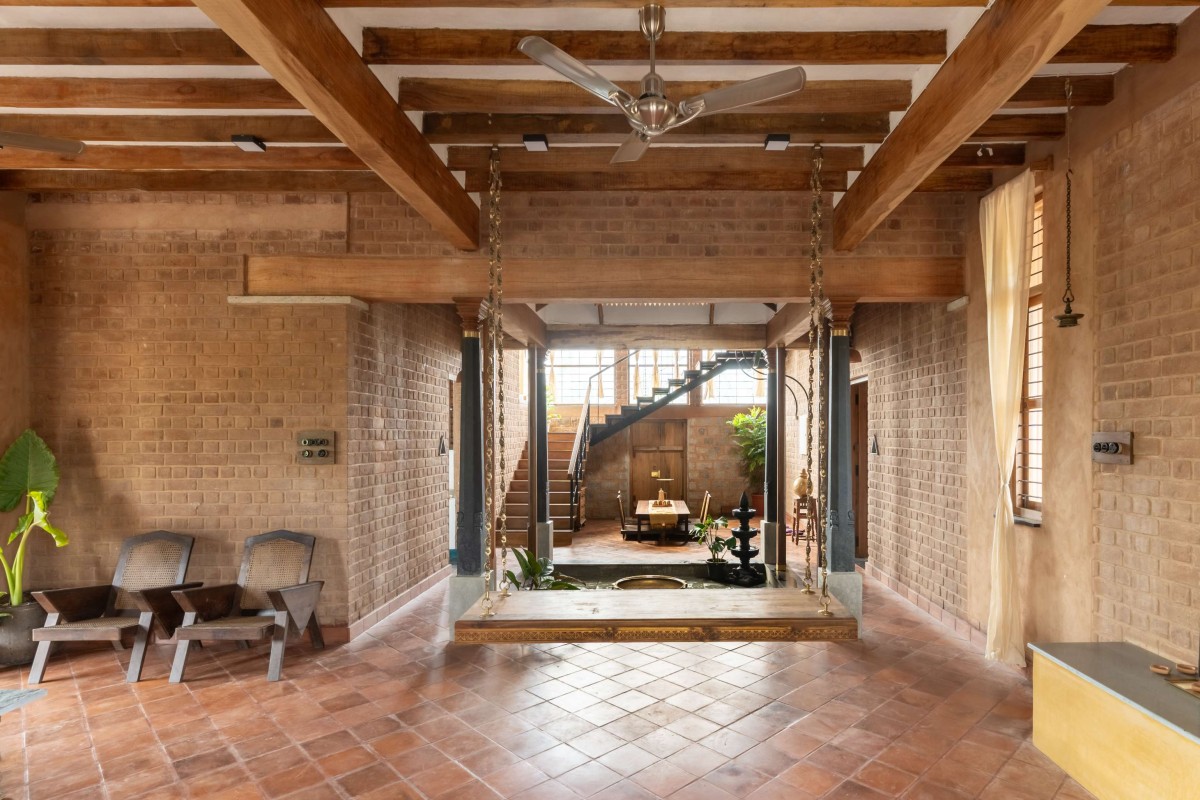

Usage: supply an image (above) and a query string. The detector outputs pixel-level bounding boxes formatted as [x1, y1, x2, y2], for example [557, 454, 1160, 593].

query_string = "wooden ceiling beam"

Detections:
[0, 114, 336, 143]
[0, 28, 249, 65]
[425, 112, 892, 144]
[192, 0, 478, 250]
[503, 303, 548, 348]
[914, 166, 992, 192]
[0, 77, 298, 108]
[365, 28, 946, 66]
[399, 77, 912, 114]
[1053, 24, 1176, 64]
[0, 170, 390, 192]
[3, 2, 1191, 8]
[0, 145, 363, 171]
[448, 145, 865, 173]
[765, 303, 811, 349]
[941, 143, 1025, 168]
[463, 170, 851, 192]
[972, 113, 1065, 141]
[244, 255, 965, 304]
[832, 0, 1109, 251]
[549, 324, 767, 350]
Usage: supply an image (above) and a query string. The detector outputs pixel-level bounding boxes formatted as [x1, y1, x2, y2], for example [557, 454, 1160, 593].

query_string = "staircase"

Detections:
[589, 350, 767, 446]
[499, 431, 577, 547]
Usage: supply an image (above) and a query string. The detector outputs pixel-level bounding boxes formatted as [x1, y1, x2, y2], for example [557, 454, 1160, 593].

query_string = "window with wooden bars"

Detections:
[1017, 195, 1044, 517]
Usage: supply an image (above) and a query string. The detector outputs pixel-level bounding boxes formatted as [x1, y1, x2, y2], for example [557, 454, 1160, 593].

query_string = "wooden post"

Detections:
[454, 299, 487, 576]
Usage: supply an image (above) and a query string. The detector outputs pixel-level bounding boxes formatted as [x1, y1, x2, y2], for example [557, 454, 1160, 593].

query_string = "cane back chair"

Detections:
[30, 531, 197, 684]
[170, 530, 324, 682]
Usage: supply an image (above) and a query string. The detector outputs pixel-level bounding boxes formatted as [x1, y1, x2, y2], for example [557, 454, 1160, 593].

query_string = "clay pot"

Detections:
[0, 599, 47, 667]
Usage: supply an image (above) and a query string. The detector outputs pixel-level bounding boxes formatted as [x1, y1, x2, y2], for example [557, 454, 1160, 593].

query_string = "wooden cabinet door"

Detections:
[629, 420, 687, 506]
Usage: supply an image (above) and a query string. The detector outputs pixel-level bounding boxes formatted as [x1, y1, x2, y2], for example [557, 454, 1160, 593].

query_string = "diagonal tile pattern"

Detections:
[0, 574, 1094, 799]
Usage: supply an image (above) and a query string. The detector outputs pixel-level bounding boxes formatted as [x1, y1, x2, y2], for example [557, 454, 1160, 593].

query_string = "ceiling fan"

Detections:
[0, 131, 85, 155]
[518, 3, 806, 164]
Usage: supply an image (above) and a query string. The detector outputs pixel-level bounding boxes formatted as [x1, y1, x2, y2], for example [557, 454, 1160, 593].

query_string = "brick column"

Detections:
[827, 302, 856, 573]
[454, 299, 487, 577]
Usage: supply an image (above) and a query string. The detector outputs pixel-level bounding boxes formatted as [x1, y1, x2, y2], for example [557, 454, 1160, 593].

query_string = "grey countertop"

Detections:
[1030, 642, 1200, 746]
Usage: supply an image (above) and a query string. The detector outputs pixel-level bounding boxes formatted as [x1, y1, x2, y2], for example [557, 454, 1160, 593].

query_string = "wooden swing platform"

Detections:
[454, 588, 858, 644]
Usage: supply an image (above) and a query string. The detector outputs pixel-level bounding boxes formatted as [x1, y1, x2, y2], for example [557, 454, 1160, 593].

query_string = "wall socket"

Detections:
[297, 430, 335, 464]
[1092, 431, 1132, 465]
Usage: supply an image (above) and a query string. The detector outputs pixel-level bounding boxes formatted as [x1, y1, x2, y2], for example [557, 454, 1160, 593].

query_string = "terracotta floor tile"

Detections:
[5, 570, 1097, 800]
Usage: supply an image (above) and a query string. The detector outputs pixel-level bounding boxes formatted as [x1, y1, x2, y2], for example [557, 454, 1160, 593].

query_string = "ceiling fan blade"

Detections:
[679, 67, 807, 117]
[518, 36, 634, 107]
[0, 130, 85, 155]
[610, 132, 652, 165]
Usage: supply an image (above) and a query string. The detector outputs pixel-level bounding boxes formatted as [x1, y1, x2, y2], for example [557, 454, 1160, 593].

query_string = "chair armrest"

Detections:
[32, 585, 113, 621]
[127, 582, 204, 637]
[267, 582, 323, 634]
[172, 584, 238, 620]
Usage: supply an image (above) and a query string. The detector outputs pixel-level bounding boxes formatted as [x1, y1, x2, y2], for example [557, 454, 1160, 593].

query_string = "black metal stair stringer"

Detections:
[589, 351, 765, 446]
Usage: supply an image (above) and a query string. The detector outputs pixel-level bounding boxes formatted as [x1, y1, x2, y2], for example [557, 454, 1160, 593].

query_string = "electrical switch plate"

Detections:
[1091, 431, 1132, 465]
[297, 430, 335, 464]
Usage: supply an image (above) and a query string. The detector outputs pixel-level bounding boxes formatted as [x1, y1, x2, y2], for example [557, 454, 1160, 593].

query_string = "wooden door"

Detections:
[851, 380, 869, 559]
[629, 420, 687, 506]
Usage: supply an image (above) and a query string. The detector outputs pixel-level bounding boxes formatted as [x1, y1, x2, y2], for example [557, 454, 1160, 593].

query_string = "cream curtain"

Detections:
[980, 170, 1035, 668]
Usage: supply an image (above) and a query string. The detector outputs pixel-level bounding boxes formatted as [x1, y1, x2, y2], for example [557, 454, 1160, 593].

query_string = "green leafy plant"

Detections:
[727, 406, 767, 490]
[0, 429, 69, 607]
[692, 515, 734, 562]
[504, 548, 580, 591]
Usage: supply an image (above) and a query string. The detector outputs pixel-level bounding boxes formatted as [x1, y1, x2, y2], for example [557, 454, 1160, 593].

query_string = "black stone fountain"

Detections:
[724, 491, 766, 587]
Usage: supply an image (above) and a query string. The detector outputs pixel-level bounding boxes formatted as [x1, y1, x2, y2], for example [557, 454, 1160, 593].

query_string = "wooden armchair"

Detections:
[169, 530, 324, 683]
[617, 491, 643, 541]
[688, 491, 712, 535]
[30, 530, 197, 684]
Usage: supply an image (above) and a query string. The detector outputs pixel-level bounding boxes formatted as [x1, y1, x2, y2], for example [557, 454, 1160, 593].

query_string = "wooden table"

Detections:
[634, 499, 690, 545]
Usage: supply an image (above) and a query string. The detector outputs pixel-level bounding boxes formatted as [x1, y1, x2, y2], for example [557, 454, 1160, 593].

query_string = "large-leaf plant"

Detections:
[727, 406, 767, 490]
[504, 548, 579, 591]
[0, 429, 69, 607]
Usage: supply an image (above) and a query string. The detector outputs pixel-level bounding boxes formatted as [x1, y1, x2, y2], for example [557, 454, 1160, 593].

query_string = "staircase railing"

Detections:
[566, 349, 639, 531]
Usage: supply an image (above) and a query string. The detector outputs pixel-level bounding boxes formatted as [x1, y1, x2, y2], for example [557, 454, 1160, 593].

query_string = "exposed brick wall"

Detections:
[851, 303, 970, 620]
[25, 192, 355, 621]
[687, 416, 751, 517]
[1092, 80, 1200, 663]
[346, 303, 459, 624]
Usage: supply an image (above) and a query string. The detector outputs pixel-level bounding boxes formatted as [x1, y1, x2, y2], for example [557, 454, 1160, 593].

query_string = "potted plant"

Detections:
[504, 548, 580, 590]
[727, 406, 767, 512]
[0, 429, 69, 667]
[692, 515, 733, 580]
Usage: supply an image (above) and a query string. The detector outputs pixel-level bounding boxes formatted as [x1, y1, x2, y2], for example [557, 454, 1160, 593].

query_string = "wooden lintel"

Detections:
[832, 0, 1110, 252]
[244, 255, 965, 305]
[366, 27, 945, 66]
[426, 112, 891, 145]
[401, 78, 911, 114]
[193, 0, 479, 250]
[548, 324, 767, 350]
[766, 303, 812, 349]
[0, 145, 364, 171]
[502, 303, 548, 348]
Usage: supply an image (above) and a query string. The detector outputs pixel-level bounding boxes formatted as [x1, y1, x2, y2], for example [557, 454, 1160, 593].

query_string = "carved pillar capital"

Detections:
[829, 299, 856, 337]
[454, 297, 490, 336]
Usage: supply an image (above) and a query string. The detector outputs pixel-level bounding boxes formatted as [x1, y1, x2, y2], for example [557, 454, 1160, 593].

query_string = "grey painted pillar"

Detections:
[827, 329, 856, 573]
[455, 318, 486, 577]
[764, 352, 779, 524]
[526, 346, 545, 561]
[536, 349, 549, 524]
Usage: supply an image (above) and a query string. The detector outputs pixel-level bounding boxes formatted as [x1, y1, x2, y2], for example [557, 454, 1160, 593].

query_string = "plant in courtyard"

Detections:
[505, 548, 580, 590]
[0, 429, 69, 608]
[727, 407, 767, 491]
[692, 515, 734, 562]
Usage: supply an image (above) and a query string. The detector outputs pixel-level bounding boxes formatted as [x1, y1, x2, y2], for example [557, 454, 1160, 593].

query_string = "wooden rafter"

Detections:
[192, 0, 479, 249]
[425, 112, 892, 144]
[833, 0, 1112, 251]
[448, 145, 866, 173]
[400, 78, 912, 114]
[0, 28, 250, 65]
[243, 255, 966, 304]
[0, 77, 298, 108]
[365, 28, 946, 65]
[0, 114, 336, 143]
[0, 145, 364, 170]
[0, 170, 391, 192]
[0, 1, 1191, 8]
